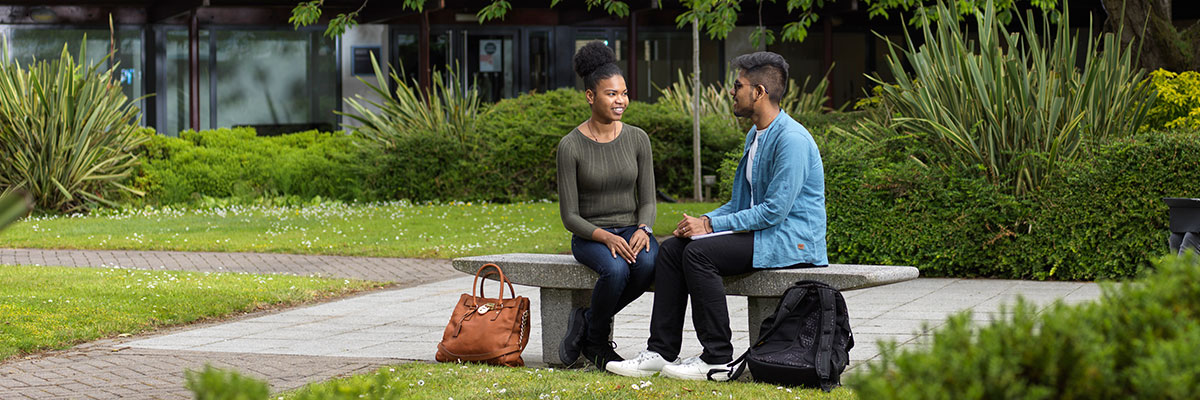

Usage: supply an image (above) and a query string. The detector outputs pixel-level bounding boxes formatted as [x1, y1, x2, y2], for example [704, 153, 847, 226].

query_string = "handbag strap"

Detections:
[470, 263, 517, 307]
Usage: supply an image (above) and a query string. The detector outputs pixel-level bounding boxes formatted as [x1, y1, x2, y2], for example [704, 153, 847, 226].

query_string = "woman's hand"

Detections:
[628, 228, 651, 255]
[593, 229, 636, 263]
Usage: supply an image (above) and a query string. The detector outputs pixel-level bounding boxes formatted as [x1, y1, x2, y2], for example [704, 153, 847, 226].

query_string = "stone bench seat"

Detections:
[451, 253, 919, 365]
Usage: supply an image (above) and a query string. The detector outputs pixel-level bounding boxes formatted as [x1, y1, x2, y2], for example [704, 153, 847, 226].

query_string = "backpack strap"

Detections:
[726, 349, 750, 380]
[815, 286, 837, 391]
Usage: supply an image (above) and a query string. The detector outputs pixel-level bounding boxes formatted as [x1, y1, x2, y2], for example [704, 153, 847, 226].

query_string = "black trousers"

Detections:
[647, 233, 755, 364]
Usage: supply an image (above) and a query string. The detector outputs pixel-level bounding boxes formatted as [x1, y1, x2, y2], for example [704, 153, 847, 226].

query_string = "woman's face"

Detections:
[588, 75, 628, 122]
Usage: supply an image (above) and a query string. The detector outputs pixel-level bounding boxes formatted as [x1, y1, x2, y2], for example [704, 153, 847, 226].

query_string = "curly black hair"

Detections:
[731, 51, 790, 104]
[573, 41, 623, 91]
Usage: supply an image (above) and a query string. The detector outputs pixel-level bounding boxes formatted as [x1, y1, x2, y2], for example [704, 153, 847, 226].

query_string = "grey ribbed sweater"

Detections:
[556, 123, 656, 239]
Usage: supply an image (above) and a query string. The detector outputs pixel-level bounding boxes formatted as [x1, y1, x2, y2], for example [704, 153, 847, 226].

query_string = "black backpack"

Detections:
[728, 280, 854, 391]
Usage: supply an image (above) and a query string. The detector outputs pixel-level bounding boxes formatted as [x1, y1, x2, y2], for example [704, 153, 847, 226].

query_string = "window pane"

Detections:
[165, 29, 211, 136]
[215, 30, 336, 131]
[3, 28, 144, 122]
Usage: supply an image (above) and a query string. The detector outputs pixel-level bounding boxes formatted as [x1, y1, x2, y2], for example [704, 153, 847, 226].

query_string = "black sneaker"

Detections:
[559, 307, 589, 366]
[582, 340, 624, 371]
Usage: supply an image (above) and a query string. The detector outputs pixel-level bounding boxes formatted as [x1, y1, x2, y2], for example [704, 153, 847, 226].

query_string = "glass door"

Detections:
[465, 33, 515, 103]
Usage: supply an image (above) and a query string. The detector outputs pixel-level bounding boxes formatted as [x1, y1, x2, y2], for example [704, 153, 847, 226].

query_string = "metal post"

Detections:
[188, 10, 200, 131]
[627, 11, 638, 101]
[692, 18, 702, 201]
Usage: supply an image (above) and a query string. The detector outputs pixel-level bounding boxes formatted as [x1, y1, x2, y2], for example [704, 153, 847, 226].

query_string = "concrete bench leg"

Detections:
[746, 296, 781, 346]
[539, 287, 592, 366]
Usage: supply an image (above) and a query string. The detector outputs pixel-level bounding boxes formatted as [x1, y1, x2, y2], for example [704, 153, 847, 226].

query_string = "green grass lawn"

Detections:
[279, 362, 856, 399]
[0, 201, 719, 258]
[0, 264, 381, 361]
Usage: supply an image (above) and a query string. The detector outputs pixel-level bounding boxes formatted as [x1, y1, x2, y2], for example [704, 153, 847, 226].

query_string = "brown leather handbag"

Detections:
[435, 263, 531, 367]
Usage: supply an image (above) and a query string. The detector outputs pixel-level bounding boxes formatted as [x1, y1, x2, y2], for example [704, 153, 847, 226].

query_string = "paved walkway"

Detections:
[0, 248, 1103, 399]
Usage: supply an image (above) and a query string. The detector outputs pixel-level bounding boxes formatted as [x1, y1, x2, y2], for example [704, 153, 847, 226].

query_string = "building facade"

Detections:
[1, 0, 1137, 136]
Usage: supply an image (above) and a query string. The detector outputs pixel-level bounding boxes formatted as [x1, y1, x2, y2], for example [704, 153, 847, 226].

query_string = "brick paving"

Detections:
[0, 248, 461, 399]
[0, 248, 458, 286]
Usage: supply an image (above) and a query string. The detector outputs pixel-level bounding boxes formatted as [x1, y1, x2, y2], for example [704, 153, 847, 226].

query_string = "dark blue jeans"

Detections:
[571, 226, 658, 345]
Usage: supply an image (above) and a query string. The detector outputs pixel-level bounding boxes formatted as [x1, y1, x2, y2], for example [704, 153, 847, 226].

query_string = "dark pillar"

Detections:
[419, 10, 431, 92]
[822, 17, 834, 110]
[627, 11, 638, 101]
[188, 10, 200, 131]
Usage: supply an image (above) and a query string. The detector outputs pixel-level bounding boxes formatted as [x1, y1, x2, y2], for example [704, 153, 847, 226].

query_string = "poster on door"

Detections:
[479, 40, 502, 72]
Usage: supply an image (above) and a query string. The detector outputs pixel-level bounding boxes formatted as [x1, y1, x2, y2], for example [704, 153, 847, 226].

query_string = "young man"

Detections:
[606, 51, 828, 381]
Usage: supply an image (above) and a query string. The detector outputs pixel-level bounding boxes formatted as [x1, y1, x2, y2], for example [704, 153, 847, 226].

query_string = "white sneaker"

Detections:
[661, 356, 733, 381]
[605, 350, 674, 377]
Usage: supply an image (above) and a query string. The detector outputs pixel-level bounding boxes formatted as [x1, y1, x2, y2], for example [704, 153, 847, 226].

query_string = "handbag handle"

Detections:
[470, 263, 517, 307]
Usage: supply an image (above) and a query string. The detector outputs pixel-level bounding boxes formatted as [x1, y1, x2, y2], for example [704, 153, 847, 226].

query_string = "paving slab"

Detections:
[0, 248, 1104, 399]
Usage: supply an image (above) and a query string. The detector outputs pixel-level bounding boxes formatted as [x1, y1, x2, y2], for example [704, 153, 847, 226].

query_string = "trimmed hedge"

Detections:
[847, 254, 1200, 398]
[718, 124, 1199, 280]
[133, 128, 379, 204]
[374, 88, 744, 202]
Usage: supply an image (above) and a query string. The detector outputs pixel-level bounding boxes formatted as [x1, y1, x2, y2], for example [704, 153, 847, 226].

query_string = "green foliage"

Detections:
[656, 69, 830, 135]
[680, 0, 1057, 45]
[377, 88, 745, 202]
[290, 0, 426, 38]
[1020, 131, 1200, 280]
[343, 54, 487, 146]
[0, 40, 148, 213]
[715, 126, 1198, 279]
[186, 365, 269, 400]
[133, 128, 379, 205]
[870, 1, 1150, 197]
[627, 100, 745, 198]
[847, 254, 1200, 398]
[1143, 69, 1200, 131]
[0, 191, 31, 231]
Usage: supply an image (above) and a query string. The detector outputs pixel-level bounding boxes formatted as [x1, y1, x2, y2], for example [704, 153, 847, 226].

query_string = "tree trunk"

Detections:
[1102, 0, 1200, 71]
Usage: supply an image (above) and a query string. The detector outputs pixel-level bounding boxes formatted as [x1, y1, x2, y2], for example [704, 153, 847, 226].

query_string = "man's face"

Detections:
[730, 71, 757, 118]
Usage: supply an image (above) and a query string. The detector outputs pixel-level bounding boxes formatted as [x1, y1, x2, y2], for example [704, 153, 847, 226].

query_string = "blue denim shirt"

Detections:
[705, 110, 828, 268]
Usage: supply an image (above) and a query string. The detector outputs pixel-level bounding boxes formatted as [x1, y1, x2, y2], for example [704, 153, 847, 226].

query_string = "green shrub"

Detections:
[1143, 69, 1200, 132]
[624, 100, 744, 198]
[0, 41, 147, 213]
[133, 128, 379, 204]
[847, 254, 1200, 399]
[716, 126, 1197, 279]
[377, 88, 746, 202]
[185, 365, 268, 400]
[342, 56, 487, 146]
[871, 1, 1150, 196]
[1018, 131, 1200, 279]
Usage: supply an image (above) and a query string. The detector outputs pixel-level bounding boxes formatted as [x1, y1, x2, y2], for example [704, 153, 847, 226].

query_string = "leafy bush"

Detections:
[715, 127, 1197, 279]
[185, 365, 268, 400]
[378, 88, 745, 202]
[1143, 69, 1200, 132]
[1019, 131, 1200, 279]
[871, 1, 1151, 196]
[0, 42, 147, 212]
[133, 128, 379, 204]
[656, 70, 831, 137]
[343, 56, 487, 146]
[848, 254, 1200, 399]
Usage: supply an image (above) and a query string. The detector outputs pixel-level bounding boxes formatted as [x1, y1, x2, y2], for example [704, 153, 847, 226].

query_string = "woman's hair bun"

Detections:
[573, 41, 617, 79]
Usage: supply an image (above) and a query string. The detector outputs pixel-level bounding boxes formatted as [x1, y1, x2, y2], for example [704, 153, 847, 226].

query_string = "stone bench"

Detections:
[451, 253, 919, 366]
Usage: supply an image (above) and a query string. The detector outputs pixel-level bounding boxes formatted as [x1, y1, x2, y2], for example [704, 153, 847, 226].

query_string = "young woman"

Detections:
[556, 41, 657, 370]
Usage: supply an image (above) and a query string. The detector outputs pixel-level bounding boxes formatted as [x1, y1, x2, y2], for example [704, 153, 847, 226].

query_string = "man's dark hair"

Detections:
[731, 52, 789, 104]
[573, 41, 623, 91]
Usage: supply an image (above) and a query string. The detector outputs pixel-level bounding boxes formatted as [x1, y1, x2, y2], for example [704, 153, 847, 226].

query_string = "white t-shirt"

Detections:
[746, 128, 767, 205]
